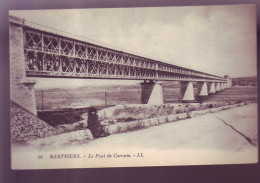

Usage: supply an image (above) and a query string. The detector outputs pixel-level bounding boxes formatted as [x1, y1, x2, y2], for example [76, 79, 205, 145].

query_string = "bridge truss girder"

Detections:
[24, 27, 226, 82]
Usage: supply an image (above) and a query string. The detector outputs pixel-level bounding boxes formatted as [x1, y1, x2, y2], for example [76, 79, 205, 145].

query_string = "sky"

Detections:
[10, 5, 257, 89]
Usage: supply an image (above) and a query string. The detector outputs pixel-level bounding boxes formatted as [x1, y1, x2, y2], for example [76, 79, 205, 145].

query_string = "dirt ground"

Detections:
[11, 103, 258, 169]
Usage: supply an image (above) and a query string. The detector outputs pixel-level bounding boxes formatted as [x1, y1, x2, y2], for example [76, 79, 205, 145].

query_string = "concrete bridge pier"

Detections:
[140, 80, 164, 105]
[10, 17, 37, 115]
[208, 82, 216, 94]
[220, 83, 224, 91]
[225, 75, 232, 88]
[222, 83, 226, 90]
[181, 82, 195, 103]
[215, 82, 221, 92]
[224, 82, 228, 89]
[197, 82, 208, 102]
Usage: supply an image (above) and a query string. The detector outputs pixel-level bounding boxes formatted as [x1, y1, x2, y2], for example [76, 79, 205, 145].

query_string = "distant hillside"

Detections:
[35, 77, 258, 93]
[35, 83, 141, 93]
[231, 76, 257, 86]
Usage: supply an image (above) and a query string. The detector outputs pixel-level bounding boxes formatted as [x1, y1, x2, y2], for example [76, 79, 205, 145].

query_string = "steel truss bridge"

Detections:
[21, 20, 226, 82]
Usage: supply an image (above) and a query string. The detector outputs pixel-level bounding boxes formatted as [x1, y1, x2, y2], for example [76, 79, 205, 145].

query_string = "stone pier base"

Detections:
[215, 82, 221, 92]
[140, 80, 164, 105]
[11, 79, 37, 115]
[220, 83, 224, 90]
[225, 75, 232, 88]
[209, 82, 216, 94]
[10, 18, 37, 115]
[181, 82, 195, 103]
[197, 82, 208, 103]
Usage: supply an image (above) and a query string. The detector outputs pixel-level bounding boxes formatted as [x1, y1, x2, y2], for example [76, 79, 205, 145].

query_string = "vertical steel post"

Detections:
[73, 41, 76, 57]
[41, 90, 44, 109]
[41, 33, 44, 51]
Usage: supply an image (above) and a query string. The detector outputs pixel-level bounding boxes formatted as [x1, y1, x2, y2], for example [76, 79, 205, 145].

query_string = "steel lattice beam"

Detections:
[23, 26, 226, 82]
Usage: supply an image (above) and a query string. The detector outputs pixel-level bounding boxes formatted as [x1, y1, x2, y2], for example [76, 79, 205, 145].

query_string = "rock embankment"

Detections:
[96, 101, 251, 125]
[98, 101, 255, 135]
[10, 101, 61, 142]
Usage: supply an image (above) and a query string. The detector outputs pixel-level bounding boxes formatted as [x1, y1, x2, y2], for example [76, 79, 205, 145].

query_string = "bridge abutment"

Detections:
[10, 18, 37, 115]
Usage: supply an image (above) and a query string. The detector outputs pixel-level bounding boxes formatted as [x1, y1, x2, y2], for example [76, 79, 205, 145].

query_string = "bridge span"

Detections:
[9, 16, 232, 115]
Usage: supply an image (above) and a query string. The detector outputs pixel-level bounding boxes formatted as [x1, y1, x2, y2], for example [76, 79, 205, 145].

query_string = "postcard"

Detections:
[9, 5, 258, 169]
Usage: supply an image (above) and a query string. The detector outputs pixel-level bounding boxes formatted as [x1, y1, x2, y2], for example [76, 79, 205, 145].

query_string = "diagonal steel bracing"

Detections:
[23, 26, 226, 82]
